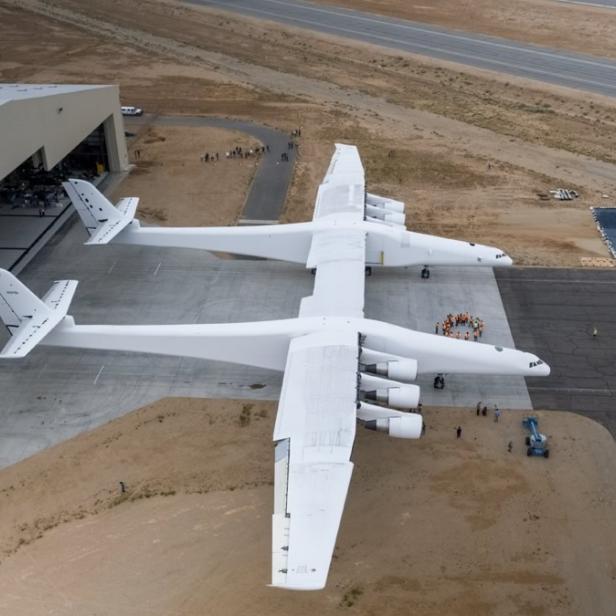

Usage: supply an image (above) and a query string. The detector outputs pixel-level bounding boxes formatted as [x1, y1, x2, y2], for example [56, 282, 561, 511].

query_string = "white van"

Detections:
[121, 105, 143, 116]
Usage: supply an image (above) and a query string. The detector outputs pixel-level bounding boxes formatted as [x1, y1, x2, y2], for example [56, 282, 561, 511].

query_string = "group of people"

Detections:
[200, 144, 271, 163]
[436, 312, 485, 342]
[476, 400, 501, 422]
[455, 401, 502, 440]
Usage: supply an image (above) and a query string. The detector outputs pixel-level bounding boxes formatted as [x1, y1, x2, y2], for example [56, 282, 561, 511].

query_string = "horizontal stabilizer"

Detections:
[0, 270, 77, 358]
[63, 179, 136, 245]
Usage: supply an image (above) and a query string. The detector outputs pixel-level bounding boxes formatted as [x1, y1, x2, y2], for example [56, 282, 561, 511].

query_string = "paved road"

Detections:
[556, 0, 616, 8]
[186, 0, 616, 98]
[496, 268, 616, 436]
[131, 115, 296, 222]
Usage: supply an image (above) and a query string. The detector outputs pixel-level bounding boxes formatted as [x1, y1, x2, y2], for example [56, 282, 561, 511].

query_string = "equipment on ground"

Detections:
[522, 416, 550, 458]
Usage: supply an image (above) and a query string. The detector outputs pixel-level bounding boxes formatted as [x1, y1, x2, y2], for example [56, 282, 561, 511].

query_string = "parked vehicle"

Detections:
[121, 105, 143, 117]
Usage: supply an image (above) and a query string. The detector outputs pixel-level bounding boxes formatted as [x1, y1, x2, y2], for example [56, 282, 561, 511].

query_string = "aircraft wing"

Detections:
[271, 329, 358, 590]
[299, 228, 367, 318]
[313, 143, 365, 221]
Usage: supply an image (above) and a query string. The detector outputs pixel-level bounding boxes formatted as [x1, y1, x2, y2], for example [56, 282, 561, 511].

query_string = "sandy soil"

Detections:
[0, 398, 614, 615]
[2, 0, 615, 267]
[314, 0, 616, 59]
[115, 124, 260, 226]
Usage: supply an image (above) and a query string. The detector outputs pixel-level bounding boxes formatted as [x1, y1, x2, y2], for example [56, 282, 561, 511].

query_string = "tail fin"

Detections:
[63, 179, 138, 245]
[0, 270, 77, 357]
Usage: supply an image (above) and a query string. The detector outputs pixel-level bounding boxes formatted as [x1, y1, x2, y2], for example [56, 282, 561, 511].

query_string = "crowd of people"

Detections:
[199, 128, 302, 165]
[200, 144, 272, 162]
[436, 312, 485, 342]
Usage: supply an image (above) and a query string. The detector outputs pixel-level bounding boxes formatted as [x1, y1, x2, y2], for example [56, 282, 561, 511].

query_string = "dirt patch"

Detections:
[0, 400, 614, 614]
[114, 124, 260, 226]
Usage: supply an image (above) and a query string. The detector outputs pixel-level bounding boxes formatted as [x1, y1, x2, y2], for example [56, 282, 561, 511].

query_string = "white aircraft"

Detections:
[0, 144, 548, 590]
[62, 146, 513, 273]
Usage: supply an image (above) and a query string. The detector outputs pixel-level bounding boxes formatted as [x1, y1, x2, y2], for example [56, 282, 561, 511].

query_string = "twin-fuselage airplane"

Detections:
[0, 144, 549, 590]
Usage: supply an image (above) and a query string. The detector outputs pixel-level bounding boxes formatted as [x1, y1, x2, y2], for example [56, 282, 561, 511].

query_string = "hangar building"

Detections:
[0, 83, 129, 272]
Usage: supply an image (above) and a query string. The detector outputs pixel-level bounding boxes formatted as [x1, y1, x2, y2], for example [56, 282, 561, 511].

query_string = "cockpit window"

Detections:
[495, 253, 507, 259]
[529, 360, 544, 368]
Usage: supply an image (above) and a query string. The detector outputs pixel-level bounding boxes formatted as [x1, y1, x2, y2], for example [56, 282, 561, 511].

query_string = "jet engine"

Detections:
[365, 413, 422, 439]
[366, 192, 405, 214]
[363, 384, 420, 409]
[365, 204, 406, 226]
[363, 357, 418, 382]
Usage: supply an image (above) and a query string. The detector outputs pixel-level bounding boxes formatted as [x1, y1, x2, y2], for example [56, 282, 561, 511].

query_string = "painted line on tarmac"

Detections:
[93, 365, 105, 385]
[528, 386, 613, 393]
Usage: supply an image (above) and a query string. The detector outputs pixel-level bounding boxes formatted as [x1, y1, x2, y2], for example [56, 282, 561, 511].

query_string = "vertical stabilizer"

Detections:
[0, 270, 77, 357]
[63, 179, 137, 245]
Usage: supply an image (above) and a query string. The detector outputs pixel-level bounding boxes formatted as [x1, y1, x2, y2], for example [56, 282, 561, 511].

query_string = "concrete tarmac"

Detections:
[187, 0, 616, 98]
[0, 218, 529, 468]
[496, 267, 616, 436]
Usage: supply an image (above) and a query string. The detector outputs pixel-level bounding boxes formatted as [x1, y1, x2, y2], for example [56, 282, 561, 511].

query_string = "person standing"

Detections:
[476, 401, 481, 416]
[456, 426, 462, 439]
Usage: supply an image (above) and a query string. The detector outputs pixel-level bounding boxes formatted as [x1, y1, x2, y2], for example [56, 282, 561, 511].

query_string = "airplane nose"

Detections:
[539, 361, 551, 376]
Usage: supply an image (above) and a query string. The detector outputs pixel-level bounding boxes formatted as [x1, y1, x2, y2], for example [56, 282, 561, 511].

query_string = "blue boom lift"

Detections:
[522, 416, 549, 458]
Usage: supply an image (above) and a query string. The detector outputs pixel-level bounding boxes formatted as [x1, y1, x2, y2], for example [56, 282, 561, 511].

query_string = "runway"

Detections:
[186, 0, 616, 97]
[555, 0, 616, 8]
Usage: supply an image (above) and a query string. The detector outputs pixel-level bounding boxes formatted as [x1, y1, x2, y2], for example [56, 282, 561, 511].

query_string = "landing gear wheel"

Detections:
[365, 266, 373, 277]
[543, 450, 550, 459]
[527, 447, 533, 457]
[421, 266, 431, 279]
[525, 436, 531, 446]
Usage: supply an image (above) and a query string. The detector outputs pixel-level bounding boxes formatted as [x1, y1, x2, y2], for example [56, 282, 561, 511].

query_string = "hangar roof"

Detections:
[0, 83, 106, 105]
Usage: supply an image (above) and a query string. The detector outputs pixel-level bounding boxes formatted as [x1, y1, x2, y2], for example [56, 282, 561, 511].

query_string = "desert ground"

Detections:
[114, 124, 260, 226]
[2, 0, 616, 264]
[0, 0, 616, 613]
[0, 399, 615, 616]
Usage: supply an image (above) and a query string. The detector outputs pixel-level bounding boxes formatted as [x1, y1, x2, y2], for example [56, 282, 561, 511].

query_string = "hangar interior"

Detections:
[0, 84, 129, 272]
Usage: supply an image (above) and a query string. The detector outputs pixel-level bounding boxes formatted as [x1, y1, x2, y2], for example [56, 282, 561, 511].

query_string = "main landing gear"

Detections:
[433, 374, 445, 389]
[421, 265, 430, 279]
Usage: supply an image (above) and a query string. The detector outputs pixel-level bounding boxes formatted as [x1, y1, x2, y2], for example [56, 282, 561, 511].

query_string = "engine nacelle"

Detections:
[366, 215, 406, 229]
[365, 384, 420, 410]
[366, 192, 405, 214]
[365, 413, 422, 439]
[365, 204, 406, 226]
[365, 358, 418, 382]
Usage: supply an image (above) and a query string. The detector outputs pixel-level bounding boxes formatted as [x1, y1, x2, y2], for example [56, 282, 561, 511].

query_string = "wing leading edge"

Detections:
[271, 330, 359, 590]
